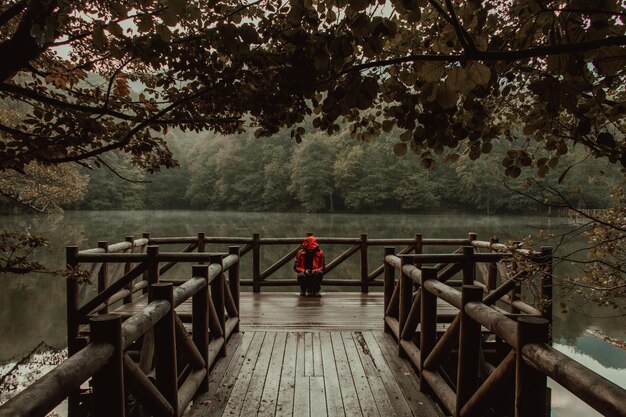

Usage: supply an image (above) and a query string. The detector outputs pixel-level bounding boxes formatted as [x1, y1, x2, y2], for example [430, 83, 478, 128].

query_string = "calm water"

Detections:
[0, 210, 624, 416]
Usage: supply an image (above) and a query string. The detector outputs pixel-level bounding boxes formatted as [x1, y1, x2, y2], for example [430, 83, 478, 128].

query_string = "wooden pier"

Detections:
[1, 233, 625, 417]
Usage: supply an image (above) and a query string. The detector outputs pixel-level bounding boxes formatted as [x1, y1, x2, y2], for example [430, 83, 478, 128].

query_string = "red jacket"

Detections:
[294, 236, 325, 273]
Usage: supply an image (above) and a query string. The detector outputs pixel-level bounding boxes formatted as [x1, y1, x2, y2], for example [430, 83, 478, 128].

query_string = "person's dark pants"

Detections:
[297, 271, 323, 294]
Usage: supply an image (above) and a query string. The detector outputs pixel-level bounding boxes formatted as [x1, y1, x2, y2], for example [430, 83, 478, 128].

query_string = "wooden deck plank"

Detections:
[313, 332, 323, 376]
[304, 332, 314, 376]
[239, 332, 277, 416]
[330, 332, 363, 417]
[275, 332, 297, 417]
[188, 331, 254, 417]
[221, 332, 266, 417]
[371, 331, 443, 417]
[359, 332, 419, 417]
[293, 375, 310, 417]
[258, 332, 287, 417]
[352, 332, 397, 417]
[206, 332, 244, 397]
[296, 332, 305, 376]
[310, 376, 328, 417]
[341, 332, 380, 417]
[185, 330, 441, 417]
[320, 332, 346, 417]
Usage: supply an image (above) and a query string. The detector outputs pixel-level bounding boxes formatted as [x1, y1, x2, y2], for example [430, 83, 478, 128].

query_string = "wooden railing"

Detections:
[0, 236, 241, 417]
[3, 232, 624, 417]
[149, 232, 471, 293]
[383, 241, 626, 417]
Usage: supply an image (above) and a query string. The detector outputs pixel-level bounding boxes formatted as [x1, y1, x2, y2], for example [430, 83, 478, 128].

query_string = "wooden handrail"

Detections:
[523, 343, 626, 417]
[76, 262, 148, 317]
[72, 234, 490, 295]
[259, 245, 300, 280]
[3, 244, 243, 417]
[79, 238, 149, 255]
[158, 241, 198, 276]
[384, 242, 626, 417]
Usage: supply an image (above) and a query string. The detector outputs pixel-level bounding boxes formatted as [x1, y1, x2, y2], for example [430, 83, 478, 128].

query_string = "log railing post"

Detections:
[147, 245, 159, 286]
[462, 246, 475, 286]
[488, 237, 498, 293]
[414, 234, 423, 291]
[90, 314, 125, 417]
[66, 246, 80, 356]
[252, 233, 261, 293]
[98, 241, 109, 314]
[510, 241, 522, 314]
[383, 247, 395, 333]
[398, 255, 413, 357]
[150, 283, 178, 417]
[141, 233, 150, 293]
[197, 232, 206, 264]
[420, 267, 438, 393]
[66, 246, 80, 417]
[228, 246, 241, 333]
[210, 254, 226, 356]
[456, 285, 483, 417]
[515, 317, 549, 417]
[360, 233, 369, 293]
[124, 236, 134, 304]
[540, 246, 553, 342]
[192, 265, 209, 393]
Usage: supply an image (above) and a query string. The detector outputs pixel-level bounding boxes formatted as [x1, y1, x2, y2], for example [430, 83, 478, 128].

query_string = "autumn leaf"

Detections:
[445, 67, 473, 92]
[418, 62, 445, 82]
[435, 86, 459, 109]
[466, 62, 491, 85]
[92, 23, 106, 48]
[393, 143, 407, 156]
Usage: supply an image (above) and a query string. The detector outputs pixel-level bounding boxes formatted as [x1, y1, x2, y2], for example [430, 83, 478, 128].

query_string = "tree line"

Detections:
[68, 128, 621, 214]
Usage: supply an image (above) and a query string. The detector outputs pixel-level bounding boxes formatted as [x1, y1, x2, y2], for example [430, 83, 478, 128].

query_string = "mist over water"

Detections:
[1, 210, 624, 416]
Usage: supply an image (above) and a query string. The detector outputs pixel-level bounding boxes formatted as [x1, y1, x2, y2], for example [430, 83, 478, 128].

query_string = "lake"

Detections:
[1, 210, 624, 416]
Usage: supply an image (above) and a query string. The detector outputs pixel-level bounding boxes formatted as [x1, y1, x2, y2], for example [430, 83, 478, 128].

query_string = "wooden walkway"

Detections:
[186, 330, 442, 417]
[170, 292, 444, 417]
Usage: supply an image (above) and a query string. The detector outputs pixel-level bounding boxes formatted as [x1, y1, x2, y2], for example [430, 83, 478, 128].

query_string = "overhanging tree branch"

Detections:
[348, 35, 626, 73]
[0, 0, 28, 27]
[0, 82, 136, 120]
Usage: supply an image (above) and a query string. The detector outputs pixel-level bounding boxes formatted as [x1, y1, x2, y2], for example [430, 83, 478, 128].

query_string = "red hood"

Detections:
[301, 236, 318, 250]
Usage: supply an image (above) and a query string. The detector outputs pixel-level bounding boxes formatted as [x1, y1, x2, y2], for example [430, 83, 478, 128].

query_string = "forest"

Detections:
[60, 127, 621, 214]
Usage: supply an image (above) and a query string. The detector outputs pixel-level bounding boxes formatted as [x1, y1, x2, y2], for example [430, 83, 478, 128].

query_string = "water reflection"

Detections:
[549, 341, 626, 417]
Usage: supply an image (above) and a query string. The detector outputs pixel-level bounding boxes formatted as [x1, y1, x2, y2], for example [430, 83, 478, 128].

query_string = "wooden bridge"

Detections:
[0, 233, 625, 417]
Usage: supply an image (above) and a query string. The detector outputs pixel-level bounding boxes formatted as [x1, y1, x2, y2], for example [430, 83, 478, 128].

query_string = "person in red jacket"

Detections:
[294, 235, 325, 297]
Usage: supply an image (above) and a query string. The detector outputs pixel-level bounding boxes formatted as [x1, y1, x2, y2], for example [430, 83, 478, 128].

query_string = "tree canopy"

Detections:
[1, 0, 625, 176]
